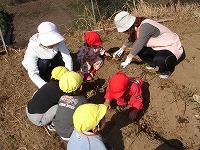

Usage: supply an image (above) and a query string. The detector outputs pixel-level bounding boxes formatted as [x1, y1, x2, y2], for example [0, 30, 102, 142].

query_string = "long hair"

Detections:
[128, 17, 146, 42]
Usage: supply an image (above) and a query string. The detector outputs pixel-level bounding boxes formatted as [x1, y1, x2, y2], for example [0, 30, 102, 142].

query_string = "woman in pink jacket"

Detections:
[104, 72, 143, 120]
[113, 11, 184, 79]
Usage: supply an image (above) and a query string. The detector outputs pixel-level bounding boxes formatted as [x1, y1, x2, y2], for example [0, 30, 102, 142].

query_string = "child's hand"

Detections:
[129, 108, 139, 120]
[104, 99, 111, 109]
[105, 52, 112, 58]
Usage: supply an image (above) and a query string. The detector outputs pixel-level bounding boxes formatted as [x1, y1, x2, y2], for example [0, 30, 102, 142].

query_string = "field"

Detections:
[0, 0, 200, 150]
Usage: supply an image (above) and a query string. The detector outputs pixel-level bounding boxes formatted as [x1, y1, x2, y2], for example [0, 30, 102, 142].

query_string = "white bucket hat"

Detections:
[114, 11, 136, 32]
[38, 22, 64, 46]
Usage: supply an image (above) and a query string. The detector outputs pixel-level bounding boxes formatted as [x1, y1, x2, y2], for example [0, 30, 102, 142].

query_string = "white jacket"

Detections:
[22, 33, 73, 88]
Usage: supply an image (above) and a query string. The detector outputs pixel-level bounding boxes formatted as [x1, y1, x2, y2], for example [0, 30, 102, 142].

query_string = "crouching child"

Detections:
[49, 71, 87, 140]
[67, 104, 109, 150]
[104, 72, 143, 120]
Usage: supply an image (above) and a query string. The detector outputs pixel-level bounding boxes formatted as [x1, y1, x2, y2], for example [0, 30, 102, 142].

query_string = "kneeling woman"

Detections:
[114, 11, 184, 79]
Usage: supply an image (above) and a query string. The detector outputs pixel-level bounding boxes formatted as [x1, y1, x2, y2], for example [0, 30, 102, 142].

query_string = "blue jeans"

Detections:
[137, 47, 178, 73]
[37, 51, 64, 81]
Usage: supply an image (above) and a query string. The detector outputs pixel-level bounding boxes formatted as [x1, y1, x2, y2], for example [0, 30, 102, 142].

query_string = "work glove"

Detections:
[113, 48, 124, 58]
[120, 56, 132, 68]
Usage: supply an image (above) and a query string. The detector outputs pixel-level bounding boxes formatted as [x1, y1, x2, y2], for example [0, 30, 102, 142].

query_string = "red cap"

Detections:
[84, 31, 102, 46]
[109, 72, 129, 99]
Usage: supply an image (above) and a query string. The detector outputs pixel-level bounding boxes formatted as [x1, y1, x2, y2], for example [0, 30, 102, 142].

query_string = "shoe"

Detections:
[193, 94, 200, 103]
[47, 123, 56, 132]
[144, 64, 155, 70]
[159, 71, 171, 79]
[116, 105, 128, 112]
[61, 136, 70, 141]
[90, 68, 96, 78]
[83, 73, 93, 81]
[89, 72, 95, 78]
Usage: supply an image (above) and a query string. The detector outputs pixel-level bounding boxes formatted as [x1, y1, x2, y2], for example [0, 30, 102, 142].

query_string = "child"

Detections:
[51, 71, 88, 141]
[67, 103, 108, 150]
[26, 66, 68, 126]
[77, 31, 111, 81]
[104, 72, 143, 120]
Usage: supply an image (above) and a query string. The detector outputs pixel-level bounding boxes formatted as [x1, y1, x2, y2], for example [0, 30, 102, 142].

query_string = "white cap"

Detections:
[114, 11, 136, 32]
[38, 22, 64, 46]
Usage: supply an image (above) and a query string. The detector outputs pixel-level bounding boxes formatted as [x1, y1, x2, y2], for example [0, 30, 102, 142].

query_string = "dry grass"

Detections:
[64, 2, 200, 53]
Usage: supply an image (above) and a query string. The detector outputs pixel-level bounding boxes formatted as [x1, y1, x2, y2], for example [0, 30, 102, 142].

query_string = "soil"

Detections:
[0, 0, 200, 150]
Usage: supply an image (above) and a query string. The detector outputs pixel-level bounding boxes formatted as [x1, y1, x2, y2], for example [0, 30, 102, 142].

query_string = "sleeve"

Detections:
[22, 46, 46, 88]
[104, 86, 113, 101]
[58, 41, 73, 71]
[76, 44, 86, 64]
[130, 23, 160, 56]
[128, 79, 143, 110]
[124, 39, 134, 47]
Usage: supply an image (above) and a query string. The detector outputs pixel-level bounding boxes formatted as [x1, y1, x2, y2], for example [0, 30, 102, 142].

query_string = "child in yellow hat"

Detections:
[51, 71, 88, 141]
[67, 103, 109, 150]
[26, 66, 68, 126]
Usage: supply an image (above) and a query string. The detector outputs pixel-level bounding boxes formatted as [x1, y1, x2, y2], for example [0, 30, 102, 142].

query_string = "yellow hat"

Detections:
[59, 71, 83, 93]
[51, 66, 69, 80]
[73, 104, 107, 132]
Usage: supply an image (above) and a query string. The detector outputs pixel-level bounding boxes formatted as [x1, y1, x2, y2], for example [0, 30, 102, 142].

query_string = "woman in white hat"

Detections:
[22, 22, 73, 88]
[113, 11, 184, 79]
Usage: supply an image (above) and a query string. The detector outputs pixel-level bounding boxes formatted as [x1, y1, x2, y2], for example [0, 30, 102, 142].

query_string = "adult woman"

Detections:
[113, 11, 184, 78]
[22, 21, 73, 88]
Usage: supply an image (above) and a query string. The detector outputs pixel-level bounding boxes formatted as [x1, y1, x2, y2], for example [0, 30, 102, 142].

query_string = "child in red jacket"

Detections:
[104, 72, 143, 120]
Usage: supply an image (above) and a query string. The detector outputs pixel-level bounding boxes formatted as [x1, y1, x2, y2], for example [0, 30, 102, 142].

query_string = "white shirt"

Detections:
[22, 33, 73, 88]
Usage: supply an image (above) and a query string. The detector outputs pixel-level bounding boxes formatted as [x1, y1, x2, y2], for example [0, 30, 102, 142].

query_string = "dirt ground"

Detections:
[0, 0, 200, 150]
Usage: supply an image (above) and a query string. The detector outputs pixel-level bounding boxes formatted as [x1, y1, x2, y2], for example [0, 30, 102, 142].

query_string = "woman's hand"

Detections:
[121, 56, 132, 68]
[113, 48, 124, 58]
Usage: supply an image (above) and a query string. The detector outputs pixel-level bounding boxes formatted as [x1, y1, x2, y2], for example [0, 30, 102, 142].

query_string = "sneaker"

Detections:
[61, 136, 70, 141]
[47, 123, 56, 132]
[116, 105, 129, 112]
[159, 71, 171, 79]
[193, 94, 200, 103]
[144, 64, 155, 70]
[83, 73, 93, 81]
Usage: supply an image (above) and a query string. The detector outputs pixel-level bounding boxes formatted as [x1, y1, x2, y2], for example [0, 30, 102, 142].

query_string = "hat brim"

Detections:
[117, 16, 136, 32]
[109, 89, 125, 99]
[93, 40, 102, 46]
[39, 31, 64, 46]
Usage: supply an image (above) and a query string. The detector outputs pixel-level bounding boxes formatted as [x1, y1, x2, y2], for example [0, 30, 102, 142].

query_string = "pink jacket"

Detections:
[137, 19, 183, 59]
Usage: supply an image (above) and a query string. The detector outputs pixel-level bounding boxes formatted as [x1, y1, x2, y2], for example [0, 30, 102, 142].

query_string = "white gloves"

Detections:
[121, 56, 132, 68]
[113, 48, 124, 58]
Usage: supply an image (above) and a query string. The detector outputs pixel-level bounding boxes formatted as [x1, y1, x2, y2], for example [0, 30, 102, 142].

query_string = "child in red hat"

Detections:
[77, 31, 111, 81]
[104, 72, 143, 120]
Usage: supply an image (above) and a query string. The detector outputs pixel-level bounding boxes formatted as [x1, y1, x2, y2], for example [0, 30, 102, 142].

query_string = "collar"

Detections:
[82, 131, 97, 136]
